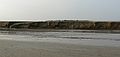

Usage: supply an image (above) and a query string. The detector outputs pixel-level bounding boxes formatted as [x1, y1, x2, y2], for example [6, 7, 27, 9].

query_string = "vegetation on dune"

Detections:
[0, 20, 120, 30]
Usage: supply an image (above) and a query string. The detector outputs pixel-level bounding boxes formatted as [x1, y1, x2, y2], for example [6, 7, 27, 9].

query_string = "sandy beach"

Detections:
[0, 40, 120, 57]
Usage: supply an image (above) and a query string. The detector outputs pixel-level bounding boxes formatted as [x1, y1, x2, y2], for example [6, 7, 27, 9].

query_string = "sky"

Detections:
[0, 0, 120, 21]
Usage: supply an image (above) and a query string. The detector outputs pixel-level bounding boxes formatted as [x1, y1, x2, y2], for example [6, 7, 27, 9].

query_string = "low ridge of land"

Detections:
[0, 20, 120, 30]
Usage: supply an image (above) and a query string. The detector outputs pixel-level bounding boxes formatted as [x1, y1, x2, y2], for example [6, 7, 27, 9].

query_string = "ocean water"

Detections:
[0, 30, 120, 47]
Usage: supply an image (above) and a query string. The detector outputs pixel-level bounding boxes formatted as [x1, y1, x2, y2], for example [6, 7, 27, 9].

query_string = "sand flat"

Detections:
[0, 40, 120, 57]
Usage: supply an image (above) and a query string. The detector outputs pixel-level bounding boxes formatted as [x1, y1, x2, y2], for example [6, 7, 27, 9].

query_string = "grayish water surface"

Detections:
[0, 30, 120, 47]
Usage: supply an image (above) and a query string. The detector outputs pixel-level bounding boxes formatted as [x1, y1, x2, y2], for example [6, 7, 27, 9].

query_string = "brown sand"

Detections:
[0, 40, 120, 57]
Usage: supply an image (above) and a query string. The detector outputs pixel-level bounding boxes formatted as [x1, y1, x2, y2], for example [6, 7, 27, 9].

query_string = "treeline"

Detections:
[0, 20, 120, 30]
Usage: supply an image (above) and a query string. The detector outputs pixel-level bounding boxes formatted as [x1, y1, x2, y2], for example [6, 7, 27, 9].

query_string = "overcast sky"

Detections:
[0, 0, 120, 21]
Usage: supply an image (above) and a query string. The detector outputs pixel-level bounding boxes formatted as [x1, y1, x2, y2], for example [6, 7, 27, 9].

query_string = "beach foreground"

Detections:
[0, 40, 120, 57]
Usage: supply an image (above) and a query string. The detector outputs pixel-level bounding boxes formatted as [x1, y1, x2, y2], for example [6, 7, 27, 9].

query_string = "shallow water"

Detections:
[0, 30, 120, 47]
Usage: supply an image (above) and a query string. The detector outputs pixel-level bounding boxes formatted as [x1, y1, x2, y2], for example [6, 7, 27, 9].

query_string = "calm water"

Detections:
[0, 30, 120, 47]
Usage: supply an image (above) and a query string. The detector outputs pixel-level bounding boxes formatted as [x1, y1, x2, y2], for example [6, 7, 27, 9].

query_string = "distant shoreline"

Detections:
[0, 20, 120, 30]
[0, 28, 120, 33]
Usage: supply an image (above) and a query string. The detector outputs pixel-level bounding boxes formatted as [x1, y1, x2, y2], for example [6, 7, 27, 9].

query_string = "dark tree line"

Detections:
[0, 20, 120, 30]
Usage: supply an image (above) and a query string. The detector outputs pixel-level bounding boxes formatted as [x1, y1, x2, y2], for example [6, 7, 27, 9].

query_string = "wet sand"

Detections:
[0, 40, 120, 57]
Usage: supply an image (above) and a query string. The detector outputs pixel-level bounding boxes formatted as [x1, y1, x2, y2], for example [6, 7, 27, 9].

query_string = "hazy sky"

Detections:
[0, 0, 120, 21]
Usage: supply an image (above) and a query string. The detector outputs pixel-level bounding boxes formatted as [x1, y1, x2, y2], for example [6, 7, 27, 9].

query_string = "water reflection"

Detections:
[0, 30, 120, 41]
